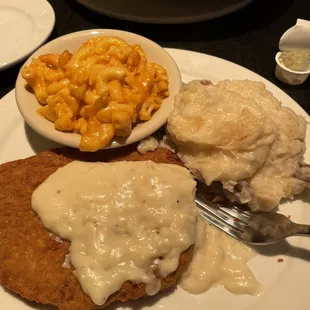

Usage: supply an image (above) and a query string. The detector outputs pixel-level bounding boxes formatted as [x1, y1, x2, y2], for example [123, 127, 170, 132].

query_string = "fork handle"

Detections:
[294, 224, 310, 236]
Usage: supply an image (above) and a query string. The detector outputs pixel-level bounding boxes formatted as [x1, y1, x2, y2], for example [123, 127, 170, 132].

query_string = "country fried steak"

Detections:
[0, 146, 194, 310]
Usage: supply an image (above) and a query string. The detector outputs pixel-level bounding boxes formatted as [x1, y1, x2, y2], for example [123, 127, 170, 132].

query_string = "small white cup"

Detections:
[275, 51, 310, 85]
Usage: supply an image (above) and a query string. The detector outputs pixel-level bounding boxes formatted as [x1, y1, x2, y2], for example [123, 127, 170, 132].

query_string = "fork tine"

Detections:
[233, 206, 251, 216]
[219, 206, 251, 223]
[197, 205, 244, 240]
[195, 197, 246, 232]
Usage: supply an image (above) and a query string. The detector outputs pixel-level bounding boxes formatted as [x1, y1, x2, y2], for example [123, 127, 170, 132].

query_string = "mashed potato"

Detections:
[167, 80, 308, 211]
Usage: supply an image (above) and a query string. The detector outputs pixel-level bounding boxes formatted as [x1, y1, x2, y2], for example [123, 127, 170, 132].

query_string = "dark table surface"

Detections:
[1, 0, 309, 112]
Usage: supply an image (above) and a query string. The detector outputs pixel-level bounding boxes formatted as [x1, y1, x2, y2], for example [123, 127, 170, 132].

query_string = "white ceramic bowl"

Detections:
[15, 29, 182, 150]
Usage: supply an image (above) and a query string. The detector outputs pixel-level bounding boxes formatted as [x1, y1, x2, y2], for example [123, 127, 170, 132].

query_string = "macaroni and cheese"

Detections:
[21, 36, 169, 151]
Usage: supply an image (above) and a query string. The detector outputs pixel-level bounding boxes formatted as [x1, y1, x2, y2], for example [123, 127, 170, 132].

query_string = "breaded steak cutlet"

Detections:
[0, 146, 194, 310]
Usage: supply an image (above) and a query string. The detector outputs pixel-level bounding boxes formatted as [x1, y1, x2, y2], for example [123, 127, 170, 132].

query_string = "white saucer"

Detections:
[0, 0, 55, 71]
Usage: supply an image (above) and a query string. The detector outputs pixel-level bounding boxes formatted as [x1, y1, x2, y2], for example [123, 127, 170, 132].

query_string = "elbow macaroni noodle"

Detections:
[21, 36, 169, 151]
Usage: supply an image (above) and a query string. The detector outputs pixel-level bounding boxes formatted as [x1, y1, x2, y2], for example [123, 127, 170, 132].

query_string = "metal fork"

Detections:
[195, 188, 310, 245]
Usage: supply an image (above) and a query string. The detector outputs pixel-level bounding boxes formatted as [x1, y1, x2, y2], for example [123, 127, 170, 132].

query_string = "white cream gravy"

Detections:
[31, 161, 198, 305]
[181, 217, 260, 295]
[137, 136, 159, 154]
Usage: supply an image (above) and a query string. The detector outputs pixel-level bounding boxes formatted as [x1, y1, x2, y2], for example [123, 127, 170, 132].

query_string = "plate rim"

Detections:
[0, 0, 56, 71]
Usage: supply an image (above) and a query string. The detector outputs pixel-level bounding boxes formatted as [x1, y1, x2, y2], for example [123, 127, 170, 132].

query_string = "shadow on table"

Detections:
[65, 0, 293, 42]
[24, 123, 60, 154]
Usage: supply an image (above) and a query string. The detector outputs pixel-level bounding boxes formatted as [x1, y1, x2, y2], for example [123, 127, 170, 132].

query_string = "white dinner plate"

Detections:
[0, 0, 55, 70]
[0, 48, 310, 310]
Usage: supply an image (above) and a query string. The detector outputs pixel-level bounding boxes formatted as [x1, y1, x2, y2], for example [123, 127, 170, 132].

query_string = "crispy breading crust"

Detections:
[0, 146, 194, 310]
